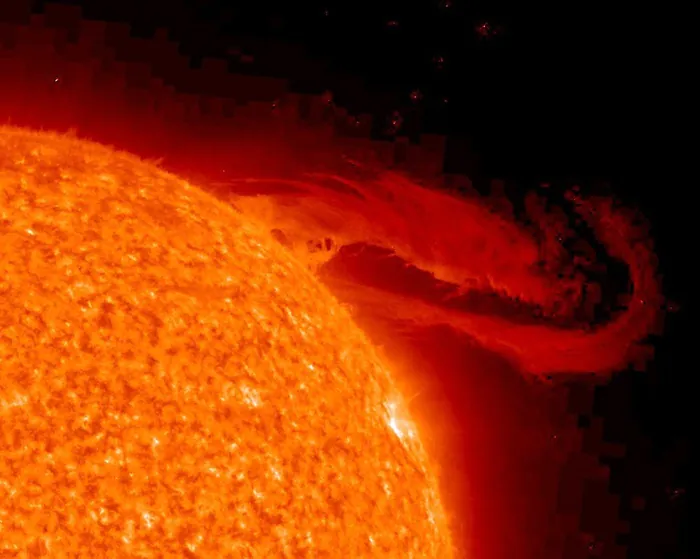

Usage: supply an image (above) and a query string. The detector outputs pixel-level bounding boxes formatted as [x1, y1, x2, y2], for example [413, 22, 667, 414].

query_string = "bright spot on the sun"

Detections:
[385, 399, 418, 441]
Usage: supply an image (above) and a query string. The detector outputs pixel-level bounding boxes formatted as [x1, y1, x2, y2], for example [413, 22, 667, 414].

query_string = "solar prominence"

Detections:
[0, 126, 451, 557]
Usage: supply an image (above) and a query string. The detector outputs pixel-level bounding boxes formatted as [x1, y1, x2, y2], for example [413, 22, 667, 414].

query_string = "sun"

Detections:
[0, 126, 451, 557]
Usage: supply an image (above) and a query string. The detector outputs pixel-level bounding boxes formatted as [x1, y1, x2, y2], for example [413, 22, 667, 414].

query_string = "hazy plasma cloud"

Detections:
[229, 166, 663, 378]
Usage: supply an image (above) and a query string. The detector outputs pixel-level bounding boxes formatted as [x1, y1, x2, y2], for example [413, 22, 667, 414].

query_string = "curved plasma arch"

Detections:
[229, 170, 662, 377]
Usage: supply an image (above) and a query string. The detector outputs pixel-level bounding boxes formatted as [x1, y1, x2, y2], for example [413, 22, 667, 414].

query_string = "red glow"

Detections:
[232, 171, 662, 377]
[0, 15, 664, 557]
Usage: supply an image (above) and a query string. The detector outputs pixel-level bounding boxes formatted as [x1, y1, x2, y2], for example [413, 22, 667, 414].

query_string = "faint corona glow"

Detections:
[0, 126, 452, 557]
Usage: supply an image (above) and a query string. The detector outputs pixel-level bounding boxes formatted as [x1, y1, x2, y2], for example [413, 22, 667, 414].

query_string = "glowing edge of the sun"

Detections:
[224, 162, 457, 558]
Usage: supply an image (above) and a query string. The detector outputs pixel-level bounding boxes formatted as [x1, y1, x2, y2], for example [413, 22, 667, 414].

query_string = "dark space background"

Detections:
[9, 0, 691, 557]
